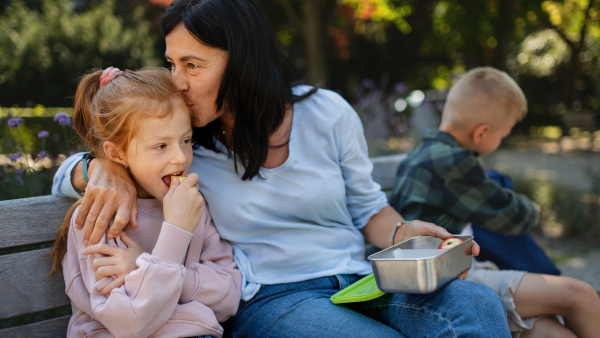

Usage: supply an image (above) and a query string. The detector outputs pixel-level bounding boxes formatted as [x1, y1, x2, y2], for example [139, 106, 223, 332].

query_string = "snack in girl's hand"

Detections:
[172, 175, 186, 184]
[438, 238, 464, 250]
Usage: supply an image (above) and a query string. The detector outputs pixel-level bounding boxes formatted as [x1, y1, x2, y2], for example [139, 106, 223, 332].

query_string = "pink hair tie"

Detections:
[99, 67, 123, 89]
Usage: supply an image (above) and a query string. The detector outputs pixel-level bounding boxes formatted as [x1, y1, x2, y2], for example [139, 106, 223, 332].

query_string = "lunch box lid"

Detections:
[330, 273, 386, 304]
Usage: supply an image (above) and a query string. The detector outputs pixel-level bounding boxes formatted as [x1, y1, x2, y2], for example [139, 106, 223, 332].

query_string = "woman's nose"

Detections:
[172, 69, 189, 92]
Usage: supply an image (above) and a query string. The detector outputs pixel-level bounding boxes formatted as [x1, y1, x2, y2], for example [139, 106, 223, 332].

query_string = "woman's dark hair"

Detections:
[161, 0, 316, 180]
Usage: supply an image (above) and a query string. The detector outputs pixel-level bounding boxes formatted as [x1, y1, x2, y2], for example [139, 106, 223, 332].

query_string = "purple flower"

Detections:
[360, 79, 375, 89]
[38, 130, 50, 138]
[38, 151, 49, 159]
[15, 175, 24, 187]
[7, 117, 24, 128]
[15, 169, 23, 175]
[394, 82, 408, 94]
[8, 153, 22, 161]
[53, 112, 71, 126]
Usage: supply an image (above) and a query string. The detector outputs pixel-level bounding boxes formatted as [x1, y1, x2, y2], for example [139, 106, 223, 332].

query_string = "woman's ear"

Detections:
[103, 141, 127, 166]
[472, 124, 490, 145]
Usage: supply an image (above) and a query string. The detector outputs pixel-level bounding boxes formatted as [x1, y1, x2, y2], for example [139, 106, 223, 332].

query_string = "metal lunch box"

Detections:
[367, 235, 473, 294]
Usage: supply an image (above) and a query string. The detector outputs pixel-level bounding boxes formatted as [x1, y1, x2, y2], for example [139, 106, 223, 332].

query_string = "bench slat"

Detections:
[0, 195, 77, 249]
[370, 154, 406, 191]
[0, 316, 69, 338]
[0, 248, 70, 319]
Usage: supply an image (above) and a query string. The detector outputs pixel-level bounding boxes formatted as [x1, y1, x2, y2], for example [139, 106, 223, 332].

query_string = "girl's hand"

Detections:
[163, 173, 204, 233]
[82, 232, 146, 295]
[397, 220, 480, 257]
[76, 158, 138, 245]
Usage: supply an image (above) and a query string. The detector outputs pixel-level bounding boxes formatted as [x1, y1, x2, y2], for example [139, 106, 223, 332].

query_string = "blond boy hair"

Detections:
[441, 67, 527, 130]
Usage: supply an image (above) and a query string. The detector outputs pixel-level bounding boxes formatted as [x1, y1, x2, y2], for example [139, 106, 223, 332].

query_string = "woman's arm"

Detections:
[53, 152, 138, 244]
[333, 95, 476, 255]
[362, 206, 452, 248]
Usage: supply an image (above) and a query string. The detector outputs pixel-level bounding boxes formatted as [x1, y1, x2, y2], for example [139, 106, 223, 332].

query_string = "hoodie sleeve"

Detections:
[64, 207, 194, 338]
[179, 206, 242, 323]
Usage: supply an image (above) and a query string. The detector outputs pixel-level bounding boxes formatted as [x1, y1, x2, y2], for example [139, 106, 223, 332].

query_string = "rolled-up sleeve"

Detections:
[337, 104, 388, 230]
[52, 152, 85, 198]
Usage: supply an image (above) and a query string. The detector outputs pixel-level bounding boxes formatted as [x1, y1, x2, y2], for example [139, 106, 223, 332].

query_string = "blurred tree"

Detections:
[538, 0, 599, 108]
[256, 0, 337, 86]
[0, 0, 162, 107]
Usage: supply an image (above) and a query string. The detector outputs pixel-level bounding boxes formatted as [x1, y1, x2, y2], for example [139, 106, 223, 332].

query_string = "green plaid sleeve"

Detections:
[442, 155, 539, 234]
[391, 134, 539, 235]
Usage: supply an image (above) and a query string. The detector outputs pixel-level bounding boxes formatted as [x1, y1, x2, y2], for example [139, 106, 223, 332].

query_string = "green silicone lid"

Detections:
[330, 273, 386, 304]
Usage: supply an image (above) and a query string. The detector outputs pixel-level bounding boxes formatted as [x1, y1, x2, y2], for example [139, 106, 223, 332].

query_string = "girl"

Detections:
[50, 67, 241, 338]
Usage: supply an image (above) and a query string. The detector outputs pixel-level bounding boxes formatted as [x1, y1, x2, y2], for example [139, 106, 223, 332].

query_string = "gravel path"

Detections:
[486, 148, 600, 292]
[558, 251, 600, 292]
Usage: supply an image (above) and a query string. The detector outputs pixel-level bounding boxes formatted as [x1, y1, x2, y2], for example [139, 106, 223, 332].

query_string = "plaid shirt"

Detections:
[390, 128, 539, 234]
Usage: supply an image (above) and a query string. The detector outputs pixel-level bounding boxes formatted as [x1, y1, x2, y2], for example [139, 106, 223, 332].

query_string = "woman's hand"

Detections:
[82, 232, 146, 295]
[397, 220, 480, 256]
[397, 220, 480, 280]
[163, 173, 205, 233]
[76, 158, 138, 245]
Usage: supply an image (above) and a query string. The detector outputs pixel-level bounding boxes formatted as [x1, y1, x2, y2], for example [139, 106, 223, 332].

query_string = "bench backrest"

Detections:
[0, 154, 406, 335]
[0, 195, 77, 337]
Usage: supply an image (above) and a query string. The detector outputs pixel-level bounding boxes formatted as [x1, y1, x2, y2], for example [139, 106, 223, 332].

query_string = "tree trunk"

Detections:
[303, 0, 327, 86]
[568, 0, 594, 107]
[492, 0, 513, 71]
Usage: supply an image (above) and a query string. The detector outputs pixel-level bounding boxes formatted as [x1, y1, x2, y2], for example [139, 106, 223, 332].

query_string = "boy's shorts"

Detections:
[466, 260, 537, 337]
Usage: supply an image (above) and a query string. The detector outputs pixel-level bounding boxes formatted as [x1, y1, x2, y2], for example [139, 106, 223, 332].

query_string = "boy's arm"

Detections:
[443, 156, 539, 234]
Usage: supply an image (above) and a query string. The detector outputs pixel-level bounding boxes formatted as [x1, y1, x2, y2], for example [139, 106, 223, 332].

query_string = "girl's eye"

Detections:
[156, 144, 167, 150]
[183, 138, 191, 144]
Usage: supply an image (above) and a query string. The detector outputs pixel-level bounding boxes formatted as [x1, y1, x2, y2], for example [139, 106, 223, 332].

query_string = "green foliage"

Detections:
[0, 0, 162, 107]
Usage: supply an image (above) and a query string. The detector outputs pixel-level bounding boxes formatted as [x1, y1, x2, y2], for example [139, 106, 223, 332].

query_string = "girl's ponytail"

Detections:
[49, 200, 81, 276]
[72, 70, 103, 155]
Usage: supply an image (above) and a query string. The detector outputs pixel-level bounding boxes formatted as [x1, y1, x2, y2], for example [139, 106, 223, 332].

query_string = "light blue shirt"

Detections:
[52, 86, 388, 300]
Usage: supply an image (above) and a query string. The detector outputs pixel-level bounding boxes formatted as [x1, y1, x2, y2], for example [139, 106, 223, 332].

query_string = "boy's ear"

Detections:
[472, 124, 490, 145]
[103, 141, 126, 165]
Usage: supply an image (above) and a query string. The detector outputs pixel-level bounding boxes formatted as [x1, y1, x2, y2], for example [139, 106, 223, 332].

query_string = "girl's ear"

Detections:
[103, 141, 127, 166]
[472, 124, 490, 145]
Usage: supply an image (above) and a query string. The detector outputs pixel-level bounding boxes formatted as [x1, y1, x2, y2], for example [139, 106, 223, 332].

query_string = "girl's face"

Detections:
[124, 102, 194, 201]
[165, 23, 229, 128]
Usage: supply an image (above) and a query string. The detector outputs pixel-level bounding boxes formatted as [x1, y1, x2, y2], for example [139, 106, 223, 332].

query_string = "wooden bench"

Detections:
[560, 112, 598, 134]
[0, 154, 407, 336]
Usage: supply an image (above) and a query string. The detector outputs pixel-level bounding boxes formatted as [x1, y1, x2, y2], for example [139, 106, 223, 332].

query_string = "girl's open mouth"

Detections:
[162, 172, 183, 187]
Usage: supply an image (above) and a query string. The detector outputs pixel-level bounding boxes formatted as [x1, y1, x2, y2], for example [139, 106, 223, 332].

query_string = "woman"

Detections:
[53, 0, 510, 336]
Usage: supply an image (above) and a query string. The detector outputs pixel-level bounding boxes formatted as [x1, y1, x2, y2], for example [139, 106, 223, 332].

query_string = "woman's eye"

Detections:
[187, 63, 198, 69]
[156, 144, 167, 150]
[183, 138, 192, 144]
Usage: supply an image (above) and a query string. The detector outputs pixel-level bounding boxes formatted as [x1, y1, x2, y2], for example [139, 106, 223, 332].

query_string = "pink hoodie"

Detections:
[62, 198, 241, 338]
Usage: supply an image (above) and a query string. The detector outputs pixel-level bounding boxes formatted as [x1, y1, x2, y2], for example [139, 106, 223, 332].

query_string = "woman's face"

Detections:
[165, 23, 229, 128]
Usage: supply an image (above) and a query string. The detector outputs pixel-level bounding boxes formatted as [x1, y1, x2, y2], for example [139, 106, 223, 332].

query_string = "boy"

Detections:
[391, 67, 600, 337]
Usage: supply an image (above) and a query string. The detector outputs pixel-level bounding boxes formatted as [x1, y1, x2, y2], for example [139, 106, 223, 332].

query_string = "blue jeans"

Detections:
[224, 274, 510, 337]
